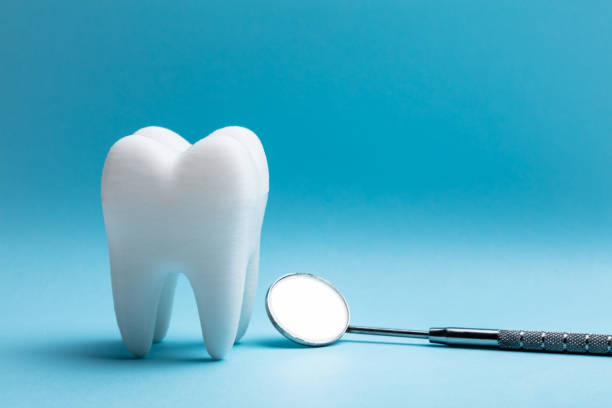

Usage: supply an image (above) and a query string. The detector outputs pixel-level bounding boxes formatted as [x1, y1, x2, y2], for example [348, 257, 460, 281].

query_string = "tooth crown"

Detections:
[102, 126, 268, 359]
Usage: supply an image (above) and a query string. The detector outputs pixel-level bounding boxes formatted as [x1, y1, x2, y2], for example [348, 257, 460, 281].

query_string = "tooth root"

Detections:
[234, 247, 259, 343]
[188, 258, 248, 360]
[153, 273, 179, 343]
[110, 260, 165, 358]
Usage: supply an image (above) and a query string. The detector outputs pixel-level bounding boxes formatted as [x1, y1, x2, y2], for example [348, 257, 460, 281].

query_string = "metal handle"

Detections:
[498, 330, 612, 354]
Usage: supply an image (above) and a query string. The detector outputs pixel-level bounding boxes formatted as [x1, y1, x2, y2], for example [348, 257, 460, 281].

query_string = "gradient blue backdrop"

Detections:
[1, 1, 611, 406]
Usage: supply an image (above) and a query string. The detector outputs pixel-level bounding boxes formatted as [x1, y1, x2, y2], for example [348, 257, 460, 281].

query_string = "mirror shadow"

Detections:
[341, 338, 442, 348]
[238, 337, 311, 349]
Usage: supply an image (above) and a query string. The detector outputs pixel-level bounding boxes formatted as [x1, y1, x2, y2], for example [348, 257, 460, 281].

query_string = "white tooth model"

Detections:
[101, 126, 268, 359]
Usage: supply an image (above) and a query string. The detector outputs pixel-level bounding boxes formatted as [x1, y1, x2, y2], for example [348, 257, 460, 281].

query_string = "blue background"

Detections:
[1, 0, 611, 406]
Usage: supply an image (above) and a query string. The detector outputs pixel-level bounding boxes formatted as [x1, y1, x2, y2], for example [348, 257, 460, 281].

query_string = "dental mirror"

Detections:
[266, 273, 612, 356]
[265, 273, 350, 346]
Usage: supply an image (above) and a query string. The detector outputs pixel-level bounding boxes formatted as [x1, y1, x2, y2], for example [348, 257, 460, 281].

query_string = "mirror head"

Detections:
[265, 273, 350, 346]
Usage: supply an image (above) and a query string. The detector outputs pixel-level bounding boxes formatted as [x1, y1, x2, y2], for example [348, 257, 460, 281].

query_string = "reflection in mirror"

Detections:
[266, 274, 350, 346]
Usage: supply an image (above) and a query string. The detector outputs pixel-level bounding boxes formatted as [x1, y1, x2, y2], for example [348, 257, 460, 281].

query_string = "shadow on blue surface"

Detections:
[24, 334, 609, 370]
[343, 339, 612, 358]
[28, 338, 219, 363]
[342, 338, 442, 348]
[244, 337, 440, 349]
[238, 337, 308, 349]
[25, 336, 309, 365]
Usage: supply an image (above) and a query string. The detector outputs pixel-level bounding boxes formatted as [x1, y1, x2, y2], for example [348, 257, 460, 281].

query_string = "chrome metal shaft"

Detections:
[347, 326, 429, 339]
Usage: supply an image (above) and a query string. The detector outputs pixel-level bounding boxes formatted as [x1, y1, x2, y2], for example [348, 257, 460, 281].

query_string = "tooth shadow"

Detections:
[31, 338, 219, 363]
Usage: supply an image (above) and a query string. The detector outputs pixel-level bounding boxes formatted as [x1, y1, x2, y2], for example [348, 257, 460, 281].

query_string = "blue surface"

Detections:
[1, 0, 612, 406]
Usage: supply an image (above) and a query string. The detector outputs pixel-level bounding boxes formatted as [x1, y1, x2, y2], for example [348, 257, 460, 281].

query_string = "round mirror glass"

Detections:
[265, 273, 350, 346]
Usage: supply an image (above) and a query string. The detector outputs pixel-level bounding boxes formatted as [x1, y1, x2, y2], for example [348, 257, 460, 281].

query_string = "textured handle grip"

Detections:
[498, 330, 612, 354]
